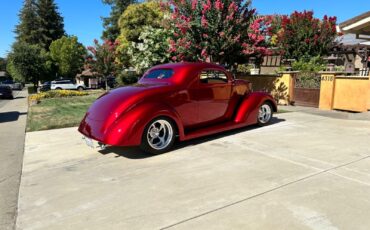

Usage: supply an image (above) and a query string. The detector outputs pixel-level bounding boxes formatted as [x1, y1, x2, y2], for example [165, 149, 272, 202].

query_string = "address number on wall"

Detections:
[321, 76, 334, 81]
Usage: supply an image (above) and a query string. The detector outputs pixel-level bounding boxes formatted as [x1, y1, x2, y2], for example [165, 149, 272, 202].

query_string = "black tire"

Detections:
[77, 86, 84, 91]
[140, 117, 177, 155]
[55, 87, 62, 90]
[257, 102, 273, 126]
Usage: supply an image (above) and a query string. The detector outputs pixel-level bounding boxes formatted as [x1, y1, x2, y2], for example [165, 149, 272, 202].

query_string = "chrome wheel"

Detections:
[146, 119, 174, 150]
[258, 103, 272, 124]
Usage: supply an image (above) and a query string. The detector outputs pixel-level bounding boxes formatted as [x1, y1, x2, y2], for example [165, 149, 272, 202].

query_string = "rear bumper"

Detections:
[78, 117, 106, 143]
[78, 115, 140, 147]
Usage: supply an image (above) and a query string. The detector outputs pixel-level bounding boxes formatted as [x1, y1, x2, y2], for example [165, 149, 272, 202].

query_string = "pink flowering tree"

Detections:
[167, 0, 270, 67]
[87, 39, 118, 89]
[276, 11, 339, 61]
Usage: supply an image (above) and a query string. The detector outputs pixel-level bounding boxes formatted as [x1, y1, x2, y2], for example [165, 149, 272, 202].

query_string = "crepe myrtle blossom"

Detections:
[167, 0, 270, 66]
[276, 10, 339, 59]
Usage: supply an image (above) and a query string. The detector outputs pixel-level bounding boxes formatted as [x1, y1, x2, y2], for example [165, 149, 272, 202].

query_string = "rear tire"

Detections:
[257, 102, 273, 126]
[77, 86, 84, 91]
[140, 117, 176, 155]
[55, 87, 62, 90]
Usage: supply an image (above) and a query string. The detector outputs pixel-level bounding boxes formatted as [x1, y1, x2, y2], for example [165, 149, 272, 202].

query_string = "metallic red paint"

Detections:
[78, 62, 277, 147]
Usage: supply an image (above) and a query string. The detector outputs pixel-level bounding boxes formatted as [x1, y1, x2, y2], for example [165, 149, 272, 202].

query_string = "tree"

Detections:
[49, 36, 86, 78]
[118, 1, 164, 43]
[36, 0, 65, 50]
[15, 0, 40, 45]
[6, 59, 23, 82]
[0, 58, 7, 71]
[102, 0, 137, 41]
[127, 26, 172, 73]
[87, 39, 118, 90]
[116, 1, 165, 68]
[167, 0, 270, 67]
[7, 42, 47, 86]
[276, 11, 338, 61]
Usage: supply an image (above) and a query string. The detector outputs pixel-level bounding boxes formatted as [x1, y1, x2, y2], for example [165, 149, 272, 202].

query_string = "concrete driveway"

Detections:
[17, 112, 370, 230]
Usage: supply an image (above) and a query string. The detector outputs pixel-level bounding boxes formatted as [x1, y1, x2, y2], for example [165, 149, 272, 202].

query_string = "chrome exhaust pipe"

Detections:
[98, 142, 107, 150]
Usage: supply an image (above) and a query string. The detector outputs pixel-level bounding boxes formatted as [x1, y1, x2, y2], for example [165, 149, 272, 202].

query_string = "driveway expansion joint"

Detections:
[160, 155, 370, 230]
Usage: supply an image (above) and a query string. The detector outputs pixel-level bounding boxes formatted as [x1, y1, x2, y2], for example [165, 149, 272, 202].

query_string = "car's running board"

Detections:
[182, 121, 250, 141]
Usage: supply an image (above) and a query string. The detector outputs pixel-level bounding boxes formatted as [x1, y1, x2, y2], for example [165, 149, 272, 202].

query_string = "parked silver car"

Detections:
[51, 79, 86, 91]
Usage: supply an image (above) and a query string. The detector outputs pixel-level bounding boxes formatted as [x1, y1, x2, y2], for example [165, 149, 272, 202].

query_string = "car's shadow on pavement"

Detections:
[98, 117, 286, 159]
[0, 111, 28, 123]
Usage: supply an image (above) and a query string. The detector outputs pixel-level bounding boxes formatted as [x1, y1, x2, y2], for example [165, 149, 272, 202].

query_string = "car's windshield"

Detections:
[144, 69, 173, 79]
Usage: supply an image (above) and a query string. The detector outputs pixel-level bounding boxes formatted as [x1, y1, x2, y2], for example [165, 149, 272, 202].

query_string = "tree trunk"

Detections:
[105, 76, 109, 92]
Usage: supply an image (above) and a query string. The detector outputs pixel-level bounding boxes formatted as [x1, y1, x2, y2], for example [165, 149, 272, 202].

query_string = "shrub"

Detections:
[27, 86, 37, 94]
[116, 71, 139, 85]
[291, 56, 327, 72]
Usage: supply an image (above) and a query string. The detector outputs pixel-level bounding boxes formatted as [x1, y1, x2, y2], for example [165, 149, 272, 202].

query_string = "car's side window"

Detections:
[199, 70, 228, 84]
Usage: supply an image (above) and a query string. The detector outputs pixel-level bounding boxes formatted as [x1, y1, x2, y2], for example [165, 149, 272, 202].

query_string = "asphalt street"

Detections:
[0, 89, 28, 230]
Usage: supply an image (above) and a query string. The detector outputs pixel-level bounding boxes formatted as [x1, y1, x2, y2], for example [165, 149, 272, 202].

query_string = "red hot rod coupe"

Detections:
[79, 62, 277, 154]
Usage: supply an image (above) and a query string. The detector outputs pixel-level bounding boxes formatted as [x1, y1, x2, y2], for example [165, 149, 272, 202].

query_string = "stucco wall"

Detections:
[333, 77, 369, 112]
[237, 73, 293, 105]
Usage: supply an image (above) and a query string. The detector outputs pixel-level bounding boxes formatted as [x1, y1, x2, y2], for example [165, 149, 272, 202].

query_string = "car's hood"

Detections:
[86, 83, 170, 122]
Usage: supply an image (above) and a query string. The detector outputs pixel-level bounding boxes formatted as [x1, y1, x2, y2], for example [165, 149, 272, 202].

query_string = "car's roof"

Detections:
[52, 79, 72, 82]
[140, 62, 228, 85]
[151, 62, 226, 71]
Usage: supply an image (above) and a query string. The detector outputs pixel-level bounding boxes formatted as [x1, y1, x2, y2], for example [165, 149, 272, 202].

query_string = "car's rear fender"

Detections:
[105, 102, 184, 146]
[234, 92, 277, 124]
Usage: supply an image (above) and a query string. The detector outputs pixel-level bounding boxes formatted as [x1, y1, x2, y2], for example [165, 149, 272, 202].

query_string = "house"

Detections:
[76, 69, 100, 89]
[336, 11, 370, 73]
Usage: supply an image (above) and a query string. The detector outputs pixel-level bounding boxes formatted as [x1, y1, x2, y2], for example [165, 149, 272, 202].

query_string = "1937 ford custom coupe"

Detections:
[79, 62, 277, 154]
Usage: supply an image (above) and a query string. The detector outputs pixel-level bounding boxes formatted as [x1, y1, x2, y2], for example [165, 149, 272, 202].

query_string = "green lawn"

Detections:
[27, 91, 103, 132]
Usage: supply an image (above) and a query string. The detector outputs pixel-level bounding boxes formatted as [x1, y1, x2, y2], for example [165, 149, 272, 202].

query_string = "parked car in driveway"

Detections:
[79, 62, 277, 154]
[40, 81, 51, 92]
[0, 79, 23, 90]
[51, 79, 85, 91]
[0, 85, 14, 99]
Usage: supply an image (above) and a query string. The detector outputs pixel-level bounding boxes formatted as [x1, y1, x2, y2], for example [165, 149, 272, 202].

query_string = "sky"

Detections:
[1, 0, 370, 58]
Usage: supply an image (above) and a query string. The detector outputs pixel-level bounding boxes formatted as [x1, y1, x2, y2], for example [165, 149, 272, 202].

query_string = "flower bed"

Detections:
[29, 90, 88, 104]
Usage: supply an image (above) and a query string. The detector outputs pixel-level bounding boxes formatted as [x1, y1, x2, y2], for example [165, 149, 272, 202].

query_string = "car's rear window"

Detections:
[144, 69, 173, 79]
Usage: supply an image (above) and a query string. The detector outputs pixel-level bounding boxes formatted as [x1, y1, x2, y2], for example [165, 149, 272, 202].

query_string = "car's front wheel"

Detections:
[257, 102, 273, 126]
[77, 86, 84, 91]
[140, 117, 176, 155]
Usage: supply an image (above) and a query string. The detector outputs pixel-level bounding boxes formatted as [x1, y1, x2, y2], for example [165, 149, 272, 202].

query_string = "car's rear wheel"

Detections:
[140, 117, 176, 155]
[77, 86, 84, 91]
[56, 87, 62, 90]
[257, 102, 273, 126]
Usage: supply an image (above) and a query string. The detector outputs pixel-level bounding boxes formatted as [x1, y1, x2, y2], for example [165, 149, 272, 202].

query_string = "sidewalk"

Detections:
[0, 90, 28, 230]
[280, 105, 370, 121]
